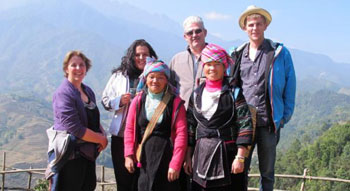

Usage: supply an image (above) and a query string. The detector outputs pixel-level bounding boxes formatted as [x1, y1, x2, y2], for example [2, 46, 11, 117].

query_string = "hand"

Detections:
[183, 153, 192, 175]
[120, 93, 131, 106]
[125, 156, 135, 173]
[231, 158, 244, 174]
[168, 168, 180, 182]
[97, 134, 108, 152]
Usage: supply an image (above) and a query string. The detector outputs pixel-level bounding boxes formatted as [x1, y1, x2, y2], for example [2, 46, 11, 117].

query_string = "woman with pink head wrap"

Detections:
[185, 44, 253, 190]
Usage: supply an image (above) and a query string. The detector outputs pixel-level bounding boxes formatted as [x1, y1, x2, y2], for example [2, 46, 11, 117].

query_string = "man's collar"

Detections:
[186, 42, 208, 54]
[247, 39, 272, 51]
[259, 39, 270, 50]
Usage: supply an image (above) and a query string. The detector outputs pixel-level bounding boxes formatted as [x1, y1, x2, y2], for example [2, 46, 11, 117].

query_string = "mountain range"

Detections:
[0, 0, 349, 101]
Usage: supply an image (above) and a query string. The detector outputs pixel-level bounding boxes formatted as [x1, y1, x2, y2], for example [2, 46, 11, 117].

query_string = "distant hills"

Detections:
[1, 0, 349, 101]
[0, 93, 51, 166]
[280, 89, 350, 150]
[291, 49, 350, 88]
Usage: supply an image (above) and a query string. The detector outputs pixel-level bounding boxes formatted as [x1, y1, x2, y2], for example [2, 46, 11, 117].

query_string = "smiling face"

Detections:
[65, 55, 86, 86]
[203, 61, 225, 81]
[146, 72, 168, 94]
[134, 45, 150, 71]
[184, 22, 207, 51]
[244, 15, 267, 44]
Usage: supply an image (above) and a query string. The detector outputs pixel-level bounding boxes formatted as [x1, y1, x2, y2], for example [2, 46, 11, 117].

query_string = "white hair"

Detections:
[183, 16, 205, 32]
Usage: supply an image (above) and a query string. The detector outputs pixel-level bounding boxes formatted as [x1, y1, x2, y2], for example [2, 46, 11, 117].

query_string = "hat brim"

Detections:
[239, 7, 272, 30]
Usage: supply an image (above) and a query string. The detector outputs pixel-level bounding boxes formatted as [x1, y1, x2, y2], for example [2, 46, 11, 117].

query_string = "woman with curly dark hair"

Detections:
[102, 39, 157, 191]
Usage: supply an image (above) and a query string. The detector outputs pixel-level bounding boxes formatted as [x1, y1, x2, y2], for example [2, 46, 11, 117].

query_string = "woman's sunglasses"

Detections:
[185, 29, 203, 36]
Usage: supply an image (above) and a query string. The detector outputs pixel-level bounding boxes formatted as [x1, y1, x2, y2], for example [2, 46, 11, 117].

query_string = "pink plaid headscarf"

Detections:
[201, 44, 233, 71]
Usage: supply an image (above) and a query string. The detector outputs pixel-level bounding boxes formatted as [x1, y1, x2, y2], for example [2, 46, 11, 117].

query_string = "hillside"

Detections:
[247, 90, 350, 189]
[248, 122, 350, 190]
[291, 49, 350, 86]
[0, 93, 51, 165]
[280, 89, 350, 150]
[275, 122, 350, 191]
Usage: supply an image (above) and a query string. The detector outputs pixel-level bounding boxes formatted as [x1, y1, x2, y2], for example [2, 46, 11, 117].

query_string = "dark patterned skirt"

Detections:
[138, 135, 180, 191]
[192, 138, 245, 191]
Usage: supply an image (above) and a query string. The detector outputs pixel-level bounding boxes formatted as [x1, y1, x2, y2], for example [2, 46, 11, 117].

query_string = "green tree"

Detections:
[34, 179, 49, 191]
[275, 123, 350, 190]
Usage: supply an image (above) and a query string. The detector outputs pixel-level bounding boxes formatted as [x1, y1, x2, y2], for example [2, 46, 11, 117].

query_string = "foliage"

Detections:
[274, 123, 350, 190]
[280, 89, 350, 150]
[0, 127, 16, 146]
[34, 179, 49, 191]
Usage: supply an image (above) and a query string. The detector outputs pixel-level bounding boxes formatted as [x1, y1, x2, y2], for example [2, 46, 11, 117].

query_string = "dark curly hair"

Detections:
[112, 39, 158, 79]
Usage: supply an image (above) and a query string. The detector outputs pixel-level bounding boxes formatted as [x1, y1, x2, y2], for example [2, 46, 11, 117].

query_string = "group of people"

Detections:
[47, 5, 296, 191]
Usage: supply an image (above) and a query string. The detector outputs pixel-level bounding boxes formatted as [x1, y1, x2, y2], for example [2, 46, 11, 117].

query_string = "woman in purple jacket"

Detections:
[52, 51, 108, 191]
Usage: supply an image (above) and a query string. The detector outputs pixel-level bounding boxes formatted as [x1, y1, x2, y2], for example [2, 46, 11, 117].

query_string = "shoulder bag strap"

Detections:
[136, 91, 172, 162]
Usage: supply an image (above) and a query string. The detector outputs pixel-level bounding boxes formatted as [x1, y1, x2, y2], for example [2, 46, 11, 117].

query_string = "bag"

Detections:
[135, 91, 172, 163]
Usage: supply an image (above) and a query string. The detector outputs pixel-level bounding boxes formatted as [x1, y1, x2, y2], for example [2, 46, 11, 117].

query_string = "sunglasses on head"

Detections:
[185, 29, 203, 36]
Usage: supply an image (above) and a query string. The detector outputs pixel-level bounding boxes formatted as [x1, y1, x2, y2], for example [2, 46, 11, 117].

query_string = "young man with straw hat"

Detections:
[230, 5, 296, 191]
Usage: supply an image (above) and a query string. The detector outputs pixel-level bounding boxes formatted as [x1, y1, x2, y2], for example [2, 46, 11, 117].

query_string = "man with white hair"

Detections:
[170, 16, 207, 109]
[169, 16, 208, 191]
[230, 5, 296, 191]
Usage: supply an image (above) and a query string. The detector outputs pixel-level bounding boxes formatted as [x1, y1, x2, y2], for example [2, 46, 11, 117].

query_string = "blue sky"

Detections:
[116, 0, 350, 63]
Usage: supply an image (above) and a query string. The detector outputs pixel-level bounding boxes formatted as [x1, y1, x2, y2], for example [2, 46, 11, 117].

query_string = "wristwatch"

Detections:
[235, 155, 245, 163]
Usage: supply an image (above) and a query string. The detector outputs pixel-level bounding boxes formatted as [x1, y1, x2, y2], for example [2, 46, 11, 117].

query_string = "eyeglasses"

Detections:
[185, 29, 203, 36]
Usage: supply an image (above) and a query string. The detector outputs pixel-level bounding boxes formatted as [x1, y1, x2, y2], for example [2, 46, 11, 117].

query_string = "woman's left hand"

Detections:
[232, 158, 244, 174]
[125, 156, 135, 173]
[167, 168, 180, 182]
[119, 93, 131, 106]
[97, 134, 108, 152]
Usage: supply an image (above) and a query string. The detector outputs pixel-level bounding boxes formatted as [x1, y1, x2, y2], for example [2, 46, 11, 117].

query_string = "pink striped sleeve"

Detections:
[123, 94, 140, 158]
[169, 97, 188, 171]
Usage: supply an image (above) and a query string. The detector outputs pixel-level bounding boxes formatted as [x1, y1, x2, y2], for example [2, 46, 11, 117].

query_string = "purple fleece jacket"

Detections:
[52, 78, 98, 161]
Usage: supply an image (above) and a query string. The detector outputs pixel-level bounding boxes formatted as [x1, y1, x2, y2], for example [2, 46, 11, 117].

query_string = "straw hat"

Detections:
[239, 5, 272, 30]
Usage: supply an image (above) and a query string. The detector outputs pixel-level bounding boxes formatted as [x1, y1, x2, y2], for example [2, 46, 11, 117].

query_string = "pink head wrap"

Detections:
[201, 44, 233, 72]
